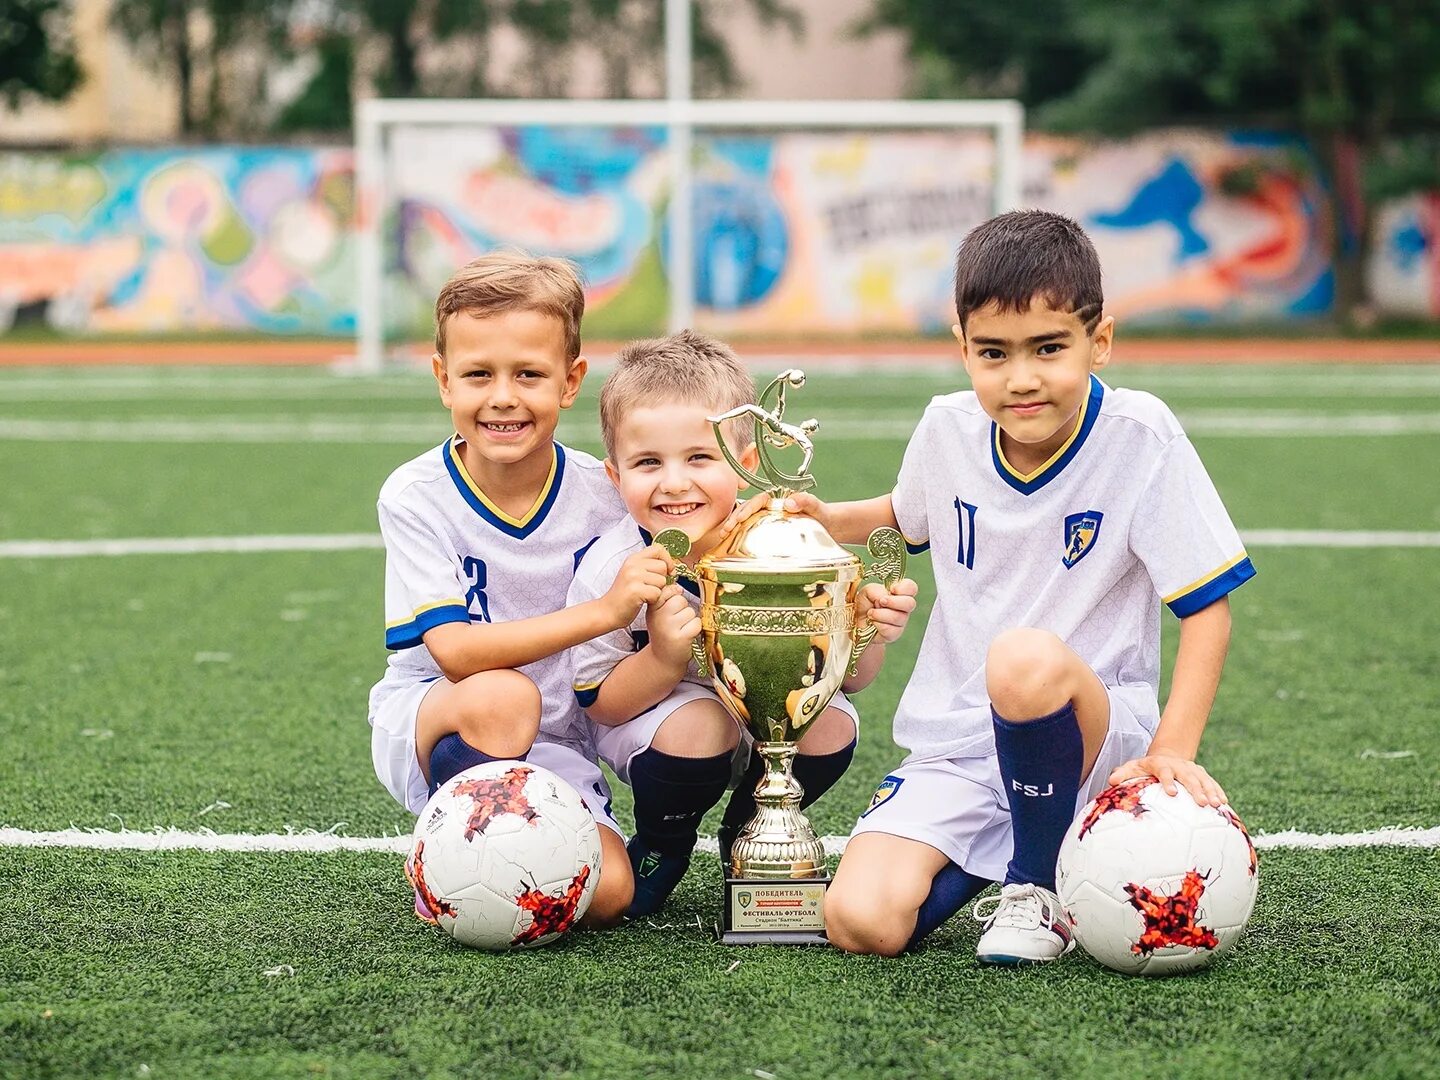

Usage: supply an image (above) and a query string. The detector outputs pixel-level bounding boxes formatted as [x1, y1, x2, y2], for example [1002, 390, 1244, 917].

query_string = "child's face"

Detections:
[432, 309, 585, 475]
[605, 400, 757, 551]
[955, 296, 1113, 465]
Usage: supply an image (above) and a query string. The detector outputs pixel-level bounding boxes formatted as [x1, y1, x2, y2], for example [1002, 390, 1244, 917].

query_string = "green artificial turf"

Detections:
[2, 362, 1438, 1077]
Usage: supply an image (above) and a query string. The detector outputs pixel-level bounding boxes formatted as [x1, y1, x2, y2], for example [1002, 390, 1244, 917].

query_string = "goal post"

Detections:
[354, 97, 1025, 373]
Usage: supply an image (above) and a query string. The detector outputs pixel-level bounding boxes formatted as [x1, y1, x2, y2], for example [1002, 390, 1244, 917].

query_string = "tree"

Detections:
[275, 0, 803, 132]
[863, 0, 1440, 320]
[0, 0, 83, 110]
[111, 0, 281, 136]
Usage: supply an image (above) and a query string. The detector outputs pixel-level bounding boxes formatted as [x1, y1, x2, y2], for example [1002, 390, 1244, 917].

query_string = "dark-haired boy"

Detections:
[785, 210, 1255, 962]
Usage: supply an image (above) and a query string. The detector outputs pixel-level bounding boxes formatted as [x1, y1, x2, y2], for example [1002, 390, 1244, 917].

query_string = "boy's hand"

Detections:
[778, 491, 835, 532]
[717, 492, 774, 541]
[603, 547, 671, 627]
[856, 578, 919, 644]
[1107, 754, 1227, 808]
[646, 586, 702, 669]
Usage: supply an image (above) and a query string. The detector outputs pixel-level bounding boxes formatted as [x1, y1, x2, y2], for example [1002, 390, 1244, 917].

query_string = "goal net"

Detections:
[355, 98, 1024, 372]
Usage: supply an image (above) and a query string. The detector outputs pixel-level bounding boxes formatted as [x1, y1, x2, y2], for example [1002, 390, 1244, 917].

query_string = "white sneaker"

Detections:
[973, 882, 1076, 965]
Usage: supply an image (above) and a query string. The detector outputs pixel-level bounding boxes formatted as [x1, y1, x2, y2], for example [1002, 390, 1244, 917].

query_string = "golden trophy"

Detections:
[655, 370, 906, 946]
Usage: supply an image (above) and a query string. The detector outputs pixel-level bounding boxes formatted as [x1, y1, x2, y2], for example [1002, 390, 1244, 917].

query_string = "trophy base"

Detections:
[716, 875, 830, 946]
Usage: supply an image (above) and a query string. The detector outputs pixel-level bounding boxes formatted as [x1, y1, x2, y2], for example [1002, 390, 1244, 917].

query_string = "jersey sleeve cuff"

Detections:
[1165, 556, 1256, 618]
[384, 603, 470, 650]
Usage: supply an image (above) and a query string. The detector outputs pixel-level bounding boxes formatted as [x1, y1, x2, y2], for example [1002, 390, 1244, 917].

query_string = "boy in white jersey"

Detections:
[567, 331, 918, 917]
[783, 210, 1255, 962]
[369, 252, 675, 928]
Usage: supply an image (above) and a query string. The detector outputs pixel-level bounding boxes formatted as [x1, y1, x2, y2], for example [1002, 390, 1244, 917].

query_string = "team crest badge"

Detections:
[861, 775, 904, 818]
[1062, 510, 1104, 568]
[737, 891, 753, 908]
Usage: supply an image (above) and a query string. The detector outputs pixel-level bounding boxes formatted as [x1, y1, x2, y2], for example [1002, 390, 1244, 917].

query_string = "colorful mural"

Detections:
[1367, 192, 1440, 317]
[0, 149, 355, 335]
[0, 133, 1432, 338]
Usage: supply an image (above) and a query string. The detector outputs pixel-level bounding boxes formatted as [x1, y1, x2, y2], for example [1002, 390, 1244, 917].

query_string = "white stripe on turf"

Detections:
[0, 534, 383, 558]
[1, 411, 1440, 442]
[4, 529, 1440, 559]
[2, 825, 1437, 854]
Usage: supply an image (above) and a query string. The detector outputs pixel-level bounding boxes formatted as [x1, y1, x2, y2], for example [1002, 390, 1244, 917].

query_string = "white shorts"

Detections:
[591, 681, 861, 788]
[848, 687, 1154, 882]
[369, 678, 623, 840]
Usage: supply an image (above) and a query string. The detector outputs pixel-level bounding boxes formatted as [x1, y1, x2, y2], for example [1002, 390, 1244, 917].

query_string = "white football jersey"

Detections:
[567, 520, 709, 710]
[368, 437, 628, 757]
[891, 374, 1254, 761]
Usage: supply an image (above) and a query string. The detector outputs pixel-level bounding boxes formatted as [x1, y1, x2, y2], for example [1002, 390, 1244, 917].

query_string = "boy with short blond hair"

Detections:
[567, 329, 918, 917]
[785, 210, 1254, 962]
[369, 251, 671, 927]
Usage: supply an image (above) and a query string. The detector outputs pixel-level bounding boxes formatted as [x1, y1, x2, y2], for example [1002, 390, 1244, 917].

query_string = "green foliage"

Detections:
[865, 0, 1440, 146]
[0, 0, 83, 109]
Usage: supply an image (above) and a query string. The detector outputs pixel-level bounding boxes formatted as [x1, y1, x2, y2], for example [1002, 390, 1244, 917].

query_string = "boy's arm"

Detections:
[425, 547, 670, 682]
[721, 491, 900, 547]
[787, 493, 901, 547]
[1107, 597, 1231, 806]
[423, 600, 628, 683]
[587, 587, 700, 727]
[841, 578, 919, 692]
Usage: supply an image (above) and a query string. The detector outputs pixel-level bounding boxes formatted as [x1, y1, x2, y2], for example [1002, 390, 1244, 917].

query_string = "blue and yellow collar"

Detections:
[443, 437, 566, 539]
[992, 375, 1105, 496]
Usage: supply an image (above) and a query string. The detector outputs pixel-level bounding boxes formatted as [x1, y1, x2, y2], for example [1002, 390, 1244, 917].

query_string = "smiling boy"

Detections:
[566, 330, 918, 917]
[368, 253, 673, 927]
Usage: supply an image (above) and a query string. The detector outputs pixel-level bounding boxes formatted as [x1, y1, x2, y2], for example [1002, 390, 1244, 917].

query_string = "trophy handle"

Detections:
[849, 526, 908, 677]
[651, 528, 710, 678]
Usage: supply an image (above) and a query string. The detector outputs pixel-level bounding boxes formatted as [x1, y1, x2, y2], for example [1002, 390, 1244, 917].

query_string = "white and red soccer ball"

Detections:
[1057, 777, 1259, 975]
[406, 761, 603, 951]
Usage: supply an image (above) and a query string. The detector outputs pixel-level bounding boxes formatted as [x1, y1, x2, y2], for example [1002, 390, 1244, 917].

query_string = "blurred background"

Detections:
[1, 0, 1438, 357]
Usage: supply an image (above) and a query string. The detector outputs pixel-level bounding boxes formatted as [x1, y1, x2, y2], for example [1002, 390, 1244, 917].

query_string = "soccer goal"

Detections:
[353, 96, 1024, 373]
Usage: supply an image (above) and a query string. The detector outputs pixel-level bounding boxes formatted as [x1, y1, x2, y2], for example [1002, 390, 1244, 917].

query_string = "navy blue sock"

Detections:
[907, 861, 993, 949]
[427, 733, 524, 796]
[719, 738, 857, 855]
[629, 747, 733, 857]
[992, 702, 1085, 890]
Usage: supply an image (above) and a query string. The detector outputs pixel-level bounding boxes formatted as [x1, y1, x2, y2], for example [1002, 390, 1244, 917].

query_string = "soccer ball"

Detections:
[405, 761, 603, 950]
[1056, 777, 1258, 975]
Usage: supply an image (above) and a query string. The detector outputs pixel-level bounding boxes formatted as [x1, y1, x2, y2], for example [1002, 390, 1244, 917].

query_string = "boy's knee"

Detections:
[824, 877, 919, 958]
[986, 628, 1071, 716]
[798, 706, 857, 755]
[453, 670, 541, 754]
[582, 872, 633, 929]
[582, 835, 634, 928]
[651, 700, 741, 757]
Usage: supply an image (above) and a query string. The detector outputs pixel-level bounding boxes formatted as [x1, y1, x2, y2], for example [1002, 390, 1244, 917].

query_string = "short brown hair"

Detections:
[600, 330, 756, 460]
[434, 251, 585, 360]
[953, 209, 1103, 333]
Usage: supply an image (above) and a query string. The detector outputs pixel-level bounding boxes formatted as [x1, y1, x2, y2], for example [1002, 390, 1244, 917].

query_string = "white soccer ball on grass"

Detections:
[1056, 777, 1258, 975]
[406, 761, 603, 950]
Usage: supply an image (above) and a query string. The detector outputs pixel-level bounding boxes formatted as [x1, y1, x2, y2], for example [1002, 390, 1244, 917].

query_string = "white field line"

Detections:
[2, 365, 1439, 400]
[2, 411, 1440, 443]
[0, 534, 383, 558]
[2, 825, 1437, 855]
[3, 529, 1439, 560]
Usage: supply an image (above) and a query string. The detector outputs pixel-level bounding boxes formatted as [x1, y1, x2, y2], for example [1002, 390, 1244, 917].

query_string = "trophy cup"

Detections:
[654, 369, 906, 946]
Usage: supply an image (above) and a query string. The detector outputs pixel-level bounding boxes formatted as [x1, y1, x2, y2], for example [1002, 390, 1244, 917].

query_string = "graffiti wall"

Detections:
[1367, 192, 1440, 318]
[1, 133, 1434, 339]
[0, 149, 355, 335]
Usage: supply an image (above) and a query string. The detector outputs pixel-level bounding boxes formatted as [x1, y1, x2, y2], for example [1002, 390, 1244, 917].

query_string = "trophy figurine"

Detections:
[655, 369, 906, 946]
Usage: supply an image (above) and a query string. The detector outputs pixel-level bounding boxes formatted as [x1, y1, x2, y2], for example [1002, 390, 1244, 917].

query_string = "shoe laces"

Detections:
[973, 882, 1063, 930]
